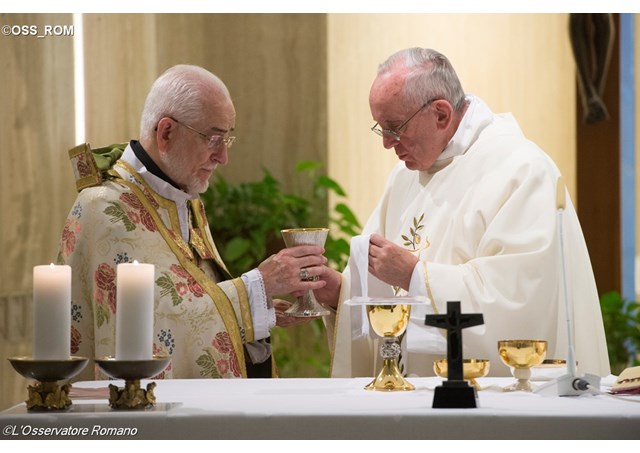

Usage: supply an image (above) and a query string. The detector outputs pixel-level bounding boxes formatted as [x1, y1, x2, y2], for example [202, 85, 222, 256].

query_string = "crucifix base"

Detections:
[432, 379, 478, 408]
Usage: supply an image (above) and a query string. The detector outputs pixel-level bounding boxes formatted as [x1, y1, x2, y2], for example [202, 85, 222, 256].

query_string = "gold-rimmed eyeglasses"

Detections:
[169, 116, 236, 150]
[371, 98, 440, 142]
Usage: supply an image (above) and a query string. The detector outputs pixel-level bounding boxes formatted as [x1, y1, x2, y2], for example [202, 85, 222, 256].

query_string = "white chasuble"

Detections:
[59, 146, 256, 380]
[328, 96, 610, 378]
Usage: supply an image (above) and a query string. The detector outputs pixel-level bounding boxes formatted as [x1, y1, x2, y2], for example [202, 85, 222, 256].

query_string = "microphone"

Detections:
[534, 176, 601, 396]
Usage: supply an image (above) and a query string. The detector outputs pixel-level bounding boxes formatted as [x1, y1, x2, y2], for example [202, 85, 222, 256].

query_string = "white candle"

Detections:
[116, 261, 155, 360]
[33, 264, 71, 360]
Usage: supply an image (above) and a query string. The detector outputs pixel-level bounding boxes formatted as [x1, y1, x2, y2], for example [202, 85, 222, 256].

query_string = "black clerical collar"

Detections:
[130, 140, 181, 189]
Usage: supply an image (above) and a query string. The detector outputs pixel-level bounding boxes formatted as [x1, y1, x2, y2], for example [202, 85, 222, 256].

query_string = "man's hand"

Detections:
[368, 233, 418, 290]
[258, 245, 327, 297]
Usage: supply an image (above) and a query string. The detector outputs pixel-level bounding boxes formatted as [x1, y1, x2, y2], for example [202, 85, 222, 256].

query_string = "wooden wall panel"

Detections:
[0, 13, 76, 410]
[153, 14, 327, 189]
[83, 14, 159, 147]
[327, 14, 576, 226]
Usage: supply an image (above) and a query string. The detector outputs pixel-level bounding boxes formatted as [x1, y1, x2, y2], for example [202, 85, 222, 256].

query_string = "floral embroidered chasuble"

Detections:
[59, 146, 254, 380]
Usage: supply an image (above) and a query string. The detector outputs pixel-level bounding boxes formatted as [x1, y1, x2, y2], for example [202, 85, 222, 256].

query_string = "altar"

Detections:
[1, 376, 639, 440]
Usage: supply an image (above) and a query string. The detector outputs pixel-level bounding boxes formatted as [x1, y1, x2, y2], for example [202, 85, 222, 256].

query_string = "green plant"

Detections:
[600, 291, 640, 375]
[200, 161, 361, 377]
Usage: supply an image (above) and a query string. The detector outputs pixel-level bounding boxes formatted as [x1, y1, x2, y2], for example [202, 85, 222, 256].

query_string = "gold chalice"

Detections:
[498, 340, 547, 391]
[434, 358, 490, 391]
[365, 303, 414, 391]
[280, 228, 330, 317]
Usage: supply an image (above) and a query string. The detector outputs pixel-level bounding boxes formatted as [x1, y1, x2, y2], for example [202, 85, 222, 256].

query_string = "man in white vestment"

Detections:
[58, 65, 327, 380]
[314, 48, 610, 378]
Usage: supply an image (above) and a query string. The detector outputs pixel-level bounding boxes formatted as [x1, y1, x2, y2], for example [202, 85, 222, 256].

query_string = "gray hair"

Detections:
[139, 64, 231, 142]
[378, 48, 466, 112]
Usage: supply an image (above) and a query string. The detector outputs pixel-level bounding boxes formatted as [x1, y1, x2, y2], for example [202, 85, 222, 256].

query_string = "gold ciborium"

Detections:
[280, 228, 330, 317]
[498, 340, 547, 391]
[434, 358, 490, 391]
[8, 356, 88, 411]
[365, 303, 414, 391]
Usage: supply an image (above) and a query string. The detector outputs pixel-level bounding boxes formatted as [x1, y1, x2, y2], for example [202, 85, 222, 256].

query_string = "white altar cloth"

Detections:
[1, 377, 638, 440]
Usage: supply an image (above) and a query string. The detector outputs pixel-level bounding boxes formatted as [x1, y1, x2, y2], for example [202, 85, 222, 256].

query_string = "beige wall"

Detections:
[0, 13, 77, 411]
[328, 13, 577, 225]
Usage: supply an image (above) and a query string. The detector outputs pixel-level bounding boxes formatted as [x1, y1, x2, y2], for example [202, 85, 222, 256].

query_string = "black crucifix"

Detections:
[425, 301, 484, 408]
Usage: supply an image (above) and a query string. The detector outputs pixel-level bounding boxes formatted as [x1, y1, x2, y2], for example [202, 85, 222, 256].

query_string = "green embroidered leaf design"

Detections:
[96, 303, 109, 328]
[196, 348, 221, 378]
[157, 273, 182, 306]
[104, 202, 135, 232]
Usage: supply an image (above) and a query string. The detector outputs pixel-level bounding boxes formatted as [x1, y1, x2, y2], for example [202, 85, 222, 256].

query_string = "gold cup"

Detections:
[280, 228, 330, 317]
[433, 358, 490, 390]
[364, 303, 414, 391]
[497, 340, 547, 391]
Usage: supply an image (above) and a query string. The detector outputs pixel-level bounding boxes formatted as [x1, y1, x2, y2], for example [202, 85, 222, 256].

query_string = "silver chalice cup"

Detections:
[280, 228, 330, 317]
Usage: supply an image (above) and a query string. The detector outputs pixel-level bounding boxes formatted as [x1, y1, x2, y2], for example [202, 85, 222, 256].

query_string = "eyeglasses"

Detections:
[169, 116, 236, 149]
[371, 98, 440, 142]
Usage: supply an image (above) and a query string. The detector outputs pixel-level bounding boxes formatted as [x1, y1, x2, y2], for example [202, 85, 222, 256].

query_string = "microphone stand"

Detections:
[534, 177, 601, 397]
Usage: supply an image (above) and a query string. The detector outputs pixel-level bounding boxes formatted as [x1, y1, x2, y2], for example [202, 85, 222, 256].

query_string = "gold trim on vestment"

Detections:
[232, 277, 254, 343]
[69, 143, 102, 192]
[116, 160, 182, 232]
[189, 199, 232, 278]
[421, 260, 439, 315]
[109, 164, 248, 378]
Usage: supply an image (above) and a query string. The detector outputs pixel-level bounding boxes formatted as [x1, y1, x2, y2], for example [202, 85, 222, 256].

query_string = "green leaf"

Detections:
[318, 176, 346, 196]
[104, 203, 136, 232]
[224, 237, 251, 262]
[196, 348, 221, 378]
[96, 303, 109, 328]
[296, 160, 322, 172]
[334, 203, 360, 227]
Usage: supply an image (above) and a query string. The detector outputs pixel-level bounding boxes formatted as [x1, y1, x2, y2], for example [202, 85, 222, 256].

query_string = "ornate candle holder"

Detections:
[95, 356, 170, 410]
[8, 356, 88, 411]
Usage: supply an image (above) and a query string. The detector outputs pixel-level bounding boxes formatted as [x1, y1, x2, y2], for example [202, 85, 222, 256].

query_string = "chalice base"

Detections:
[503, 367, 535, 392]
[283, 290, 330, 318]
[25, 381, 73, 411]
[108, 379, 158, 410]
[365, 358, 415, 391]
[503, 379, 535, 392]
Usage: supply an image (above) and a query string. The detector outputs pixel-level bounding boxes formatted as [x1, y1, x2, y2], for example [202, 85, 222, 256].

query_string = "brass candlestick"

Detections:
[8, 356, 88, 411]
[95, 356, 170, 410]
